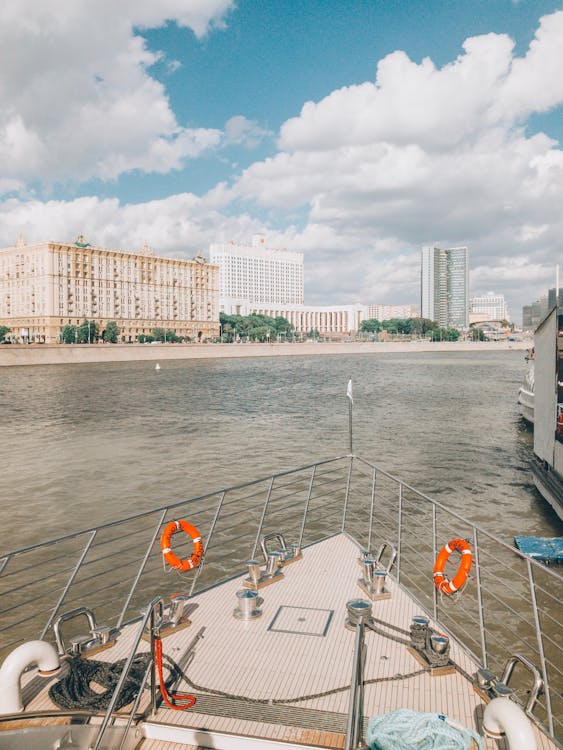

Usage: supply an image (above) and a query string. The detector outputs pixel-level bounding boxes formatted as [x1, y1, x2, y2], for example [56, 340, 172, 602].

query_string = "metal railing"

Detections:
[346, 456, 562, 745]
[0, 452, 561, 744]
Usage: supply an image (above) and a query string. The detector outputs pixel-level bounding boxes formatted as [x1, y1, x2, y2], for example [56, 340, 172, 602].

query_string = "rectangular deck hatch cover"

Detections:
[268, 605, 334, 637]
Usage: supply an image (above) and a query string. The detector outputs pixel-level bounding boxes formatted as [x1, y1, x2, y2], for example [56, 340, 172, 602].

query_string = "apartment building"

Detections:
[0, 236, 219, 342]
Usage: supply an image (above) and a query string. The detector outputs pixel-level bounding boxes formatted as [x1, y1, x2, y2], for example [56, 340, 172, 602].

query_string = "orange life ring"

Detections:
[433, 538, 472, 595]
[161, 520, 204, 572]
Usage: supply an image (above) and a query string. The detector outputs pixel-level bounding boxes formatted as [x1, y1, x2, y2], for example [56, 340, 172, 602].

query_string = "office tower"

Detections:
[209, 235, 304, 314]
[421, 245, 469, 328]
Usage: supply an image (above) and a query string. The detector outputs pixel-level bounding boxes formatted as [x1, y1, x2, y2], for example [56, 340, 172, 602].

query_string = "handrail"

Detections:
[0, 455, 349, 560]
[91, 596, 163, 750]
[353, 456, 563, 580]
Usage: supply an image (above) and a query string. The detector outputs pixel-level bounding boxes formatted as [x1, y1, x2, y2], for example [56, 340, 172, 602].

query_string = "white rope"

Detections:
[366, 709, 483, 750]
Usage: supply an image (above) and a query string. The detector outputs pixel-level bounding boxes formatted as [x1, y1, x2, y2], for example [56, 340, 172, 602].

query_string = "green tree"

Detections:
[103, 321, 120, 343]
[77, 319, 99, 343]
[61, 324, 77, 344]
[0, 325, 10, 342]
[469, 327, 485, 341]
[360, 319, 381, 333]
[410, 318, 436, 336]
[165, 329, 180, 343]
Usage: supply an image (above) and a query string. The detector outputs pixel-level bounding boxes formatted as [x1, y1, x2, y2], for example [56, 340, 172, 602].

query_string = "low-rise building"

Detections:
[366, 304, 419, 321]
[226, 301, 366, 336]
[0, 236, 219, 342]
[470, 292, 509, 323]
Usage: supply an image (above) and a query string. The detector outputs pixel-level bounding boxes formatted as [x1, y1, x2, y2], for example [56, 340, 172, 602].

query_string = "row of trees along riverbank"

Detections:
[360, 317, 486, 341]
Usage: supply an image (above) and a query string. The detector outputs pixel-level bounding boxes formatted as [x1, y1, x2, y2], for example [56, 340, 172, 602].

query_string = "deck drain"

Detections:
[267, 605, 334, 636]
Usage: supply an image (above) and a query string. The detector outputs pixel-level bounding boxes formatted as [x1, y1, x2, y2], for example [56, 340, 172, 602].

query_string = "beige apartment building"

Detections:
[0, 236, 219, 343]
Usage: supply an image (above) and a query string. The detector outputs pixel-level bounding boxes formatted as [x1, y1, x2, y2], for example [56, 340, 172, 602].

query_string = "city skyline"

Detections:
[0, 1, 562, 322]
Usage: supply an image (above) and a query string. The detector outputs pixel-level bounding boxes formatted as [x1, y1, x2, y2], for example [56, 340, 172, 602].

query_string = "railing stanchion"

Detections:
[472, 528, 488, 668]
[342, 456, 354, 533]
[40, 530, 97, 641]
[432, 504, 437, 620]
[189, 491, 227, 597]
[117, 510, 168, 629]
[367, 467, 376, 553]
[298, 465, 317, 551]
[251, 477, 276, 560]
[527, 558, 554, 740]
[0, 557, 9, 577]
[397, 483, 403, 584]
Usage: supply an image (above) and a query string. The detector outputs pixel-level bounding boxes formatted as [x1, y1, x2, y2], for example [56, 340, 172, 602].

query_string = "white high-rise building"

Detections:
[470, 292, 509, 322]
[421, 245, 469, 328]
[210, 235, 304, 314]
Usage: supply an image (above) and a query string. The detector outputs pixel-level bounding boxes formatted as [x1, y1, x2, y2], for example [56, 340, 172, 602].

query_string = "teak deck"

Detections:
[18, 534, 556, 749]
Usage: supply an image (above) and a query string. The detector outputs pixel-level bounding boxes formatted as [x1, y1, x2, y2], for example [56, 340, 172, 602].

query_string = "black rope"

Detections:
[48, 654, 151, 712]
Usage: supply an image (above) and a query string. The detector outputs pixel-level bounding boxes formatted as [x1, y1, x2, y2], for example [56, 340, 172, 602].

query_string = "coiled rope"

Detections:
[366, 709, 483, 750]
[48, 654, 151, 712]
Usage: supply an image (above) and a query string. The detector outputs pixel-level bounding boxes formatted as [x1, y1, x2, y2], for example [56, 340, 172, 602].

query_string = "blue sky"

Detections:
[1, 0, 562, 320]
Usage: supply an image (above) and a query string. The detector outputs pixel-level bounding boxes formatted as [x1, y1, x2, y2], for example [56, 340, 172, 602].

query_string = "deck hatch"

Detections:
[267, 605, 334, 636]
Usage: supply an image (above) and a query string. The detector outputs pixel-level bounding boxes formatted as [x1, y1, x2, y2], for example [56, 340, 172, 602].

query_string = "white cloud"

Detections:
[1, 8, 562, 320]
[224, 116, 273, 148]
[0, 193, 266, 260]
[0, 1, 233, 188]
[230, 11, 563, 315]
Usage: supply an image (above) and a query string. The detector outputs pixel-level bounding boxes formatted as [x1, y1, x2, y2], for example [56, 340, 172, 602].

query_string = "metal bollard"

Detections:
[362, 558, 375, 590]
[373, 570, 386, 595]
[247, 560, 262, 586]
[169, 593, 189, 626]
[233, 589, 262, 620]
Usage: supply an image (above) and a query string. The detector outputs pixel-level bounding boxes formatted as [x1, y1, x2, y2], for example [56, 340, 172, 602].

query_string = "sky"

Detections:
[1, 0, 562, 322]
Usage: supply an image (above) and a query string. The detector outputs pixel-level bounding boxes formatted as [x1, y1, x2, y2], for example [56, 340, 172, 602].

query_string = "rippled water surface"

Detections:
[0, 350, 560, 551]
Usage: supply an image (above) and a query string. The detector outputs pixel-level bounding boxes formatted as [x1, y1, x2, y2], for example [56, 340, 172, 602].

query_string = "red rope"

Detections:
[154, 636, 196, 710]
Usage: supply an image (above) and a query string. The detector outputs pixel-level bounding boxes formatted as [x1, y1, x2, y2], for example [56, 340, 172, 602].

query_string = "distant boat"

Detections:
[517, 358, 534, 425]
[155, 363, 161, 371]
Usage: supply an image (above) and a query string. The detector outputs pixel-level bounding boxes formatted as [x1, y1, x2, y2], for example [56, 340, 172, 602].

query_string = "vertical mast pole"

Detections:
[347, 378, 353, 454]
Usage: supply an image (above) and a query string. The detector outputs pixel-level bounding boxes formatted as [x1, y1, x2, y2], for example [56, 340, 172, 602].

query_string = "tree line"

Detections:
[219, 313, 294, 342]
[360, 317, 485, 341]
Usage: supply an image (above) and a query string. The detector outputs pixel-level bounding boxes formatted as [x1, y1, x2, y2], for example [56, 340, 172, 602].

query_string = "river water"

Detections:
[0, 350, 560, 552]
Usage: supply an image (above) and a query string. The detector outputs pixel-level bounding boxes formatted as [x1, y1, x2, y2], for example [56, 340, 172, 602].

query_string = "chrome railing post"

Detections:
[345, 619, 366, 749]
[298, 465, 317, 551]
[431, 504, 437, 620]
[341, 456, 354, 533]
[117, 510, 168, 629]
[367, 467, 376, 553]
[251, 477, 276, 559]
[472, 528, 487, 668]
[0, 557, 9, 577]
[527, 558, 554, 739]
[396, 482, 403, 585]
[40, 530, 97, 641]
[189, 491, 226, 597]
[92, 596, 162, 750]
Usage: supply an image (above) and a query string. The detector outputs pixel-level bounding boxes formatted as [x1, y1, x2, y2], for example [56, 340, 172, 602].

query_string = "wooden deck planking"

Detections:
[15, 534, 556, 749]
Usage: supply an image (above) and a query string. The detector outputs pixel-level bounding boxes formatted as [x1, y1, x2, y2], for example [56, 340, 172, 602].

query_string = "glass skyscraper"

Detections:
[421, 245, 469, 328]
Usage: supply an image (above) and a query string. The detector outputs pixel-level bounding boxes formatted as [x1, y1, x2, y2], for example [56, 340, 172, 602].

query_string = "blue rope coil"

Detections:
[366, 709, 484, 750]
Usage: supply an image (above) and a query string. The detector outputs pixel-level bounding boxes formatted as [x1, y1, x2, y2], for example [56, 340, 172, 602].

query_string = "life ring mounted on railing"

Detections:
[433, 538, 472, 595]
[161, 520, 204, 572]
